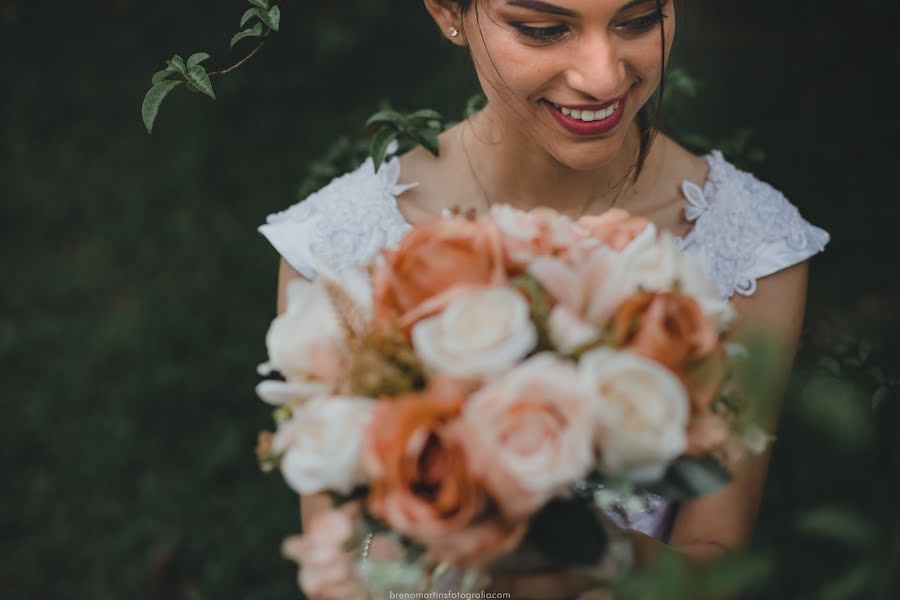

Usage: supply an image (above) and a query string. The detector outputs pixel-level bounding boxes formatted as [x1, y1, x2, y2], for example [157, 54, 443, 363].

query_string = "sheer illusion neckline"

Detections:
[385, 152, 720, 247]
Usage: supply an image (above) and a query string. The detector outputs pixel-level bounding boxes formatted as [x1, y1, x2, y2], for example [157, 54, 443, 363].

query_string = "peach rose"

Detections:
[363, 378, 486, 539]
[529, 247, 636, 353]
[461, 354, 595, 520]
[282, 505, 368, 600]
[490, 205, 591, 267]
[611, 291, 719, 375]
[576, 208, 653, 251]
[372, 217, 507, 331]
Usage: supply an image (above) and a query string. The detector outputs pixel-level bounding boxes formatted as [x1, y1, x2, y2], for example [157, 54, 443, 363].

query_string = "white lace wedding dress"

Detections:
[259, 149, 829, 546]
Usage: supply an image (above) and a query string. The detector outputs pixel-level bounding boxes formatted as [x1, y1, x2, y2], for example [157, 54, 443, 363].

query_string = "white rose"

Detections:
[625, 232, 736, 331]
[411, 287, 537, 380]
[273, 395, 376, 495]
[579, 348, 689, 483]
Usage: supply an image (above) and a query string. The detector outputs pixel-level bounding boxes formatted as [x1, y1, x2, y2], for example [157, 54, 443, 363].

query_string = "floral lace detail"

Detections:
[676, 151, 830, 299]
[259, 150, 415, 279]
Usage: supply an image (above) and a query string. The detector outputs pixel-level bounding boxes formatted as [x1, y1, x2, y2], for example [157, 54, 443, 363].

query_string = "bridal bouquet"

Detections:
[255, 205, 770, 599]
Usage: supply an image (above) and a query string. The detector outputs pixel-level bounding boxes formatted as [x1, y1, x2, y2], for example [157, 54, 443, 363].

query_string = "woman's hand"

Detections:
[485, 567, 611, 600]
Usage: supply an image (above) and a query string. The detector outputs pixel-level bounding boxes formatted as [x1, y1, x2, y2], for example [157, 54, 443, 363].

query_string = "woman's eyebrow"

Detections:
[505, 0, 578, 18]
[505, 0, 660, 18]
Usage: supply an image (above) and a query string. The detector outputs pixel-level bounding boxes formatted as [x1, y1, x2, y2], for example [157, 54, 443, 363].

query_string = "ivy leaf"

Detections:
[185, 65, 216, 100]
[248, 0, 269, 10]
[240, 7, 258, 27]
[366, 110, 404, 128]
[258, 5, 280, 31]
[166, 55, 186, 76]
[151, 67, 180, 85]
[186, 52, 211, 70]
[231, 23, 264, 49]
[370, 127, 398, 173]
[142, 80, 183, 134]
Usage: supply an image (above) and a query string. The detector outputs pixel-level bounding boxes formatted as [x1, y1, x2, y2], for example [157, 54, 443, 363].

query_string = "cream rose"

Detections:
[490, 204, 592, 266]
[625, 232, 737, 330]
[411, 287, 537, 380]
[579, 348, 690, 483]
[462, 354, 595, 519]
[274, 395, 376, 495]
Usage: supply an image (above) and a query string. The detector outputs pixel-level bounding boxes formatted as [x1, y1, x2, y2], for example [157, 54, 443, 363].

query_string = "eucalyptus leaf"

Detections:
[186, 52, 211, 70]
[231, 23, 263, 49]
[240, 7, 258, 27]
[370, 127, 397, 173]
[151, 67, 179, 85]
[185, 65, 216, 100]
[258, 5, 280, 31]
[142, 80, 183, 134]
[248, 0, 269, 9]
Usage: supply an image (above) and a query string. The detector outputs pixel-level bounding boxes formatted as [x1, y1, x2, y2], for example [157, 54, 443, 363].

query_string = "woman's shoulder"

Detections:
[676, 144, 830, 298]
[258, 151, 414, 279]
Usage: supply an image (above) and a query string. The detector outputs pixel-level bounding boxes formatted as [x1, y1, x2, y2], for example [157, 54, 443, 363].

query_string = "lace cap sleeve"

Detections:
[258, 154, 415, 279]
[678, 151, 830, 299]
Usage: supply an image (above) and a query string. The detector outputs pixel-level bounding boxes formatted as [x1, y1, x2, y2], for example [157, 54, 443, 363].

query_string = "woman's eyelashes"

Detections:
[512, 10, 666, 44]
[512, 23, 569, 43]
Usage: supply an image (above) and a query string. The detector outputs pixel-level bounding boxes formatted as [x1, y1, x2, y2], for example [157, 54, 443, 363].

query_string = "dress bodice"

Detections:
[258, 150, 830, 540]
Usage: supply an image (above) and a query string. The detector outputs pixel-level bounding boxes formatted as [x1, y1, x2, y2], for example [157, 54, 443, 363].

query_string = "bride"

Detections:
[259, 0, 829, 597]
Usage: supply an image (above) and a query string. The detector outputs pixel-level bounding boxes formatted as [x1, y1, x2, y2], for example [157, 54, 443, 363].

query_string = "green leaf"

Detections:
[797, 376, 872, 449]
[405, 109, 443, 124]
[411, 128, 440, 156]
[248, 0, 269, 9]
[151, 67, 179, 85]
[240, 7, 258, 27]
[796, 506, 877, 549]
[258, 5, 280, 31]
[819, 356, 841, 376]
[366, 110, 404, 128]
[817, 564, 873, 600]
[167, 55, 186, 76]
[858, 340, 872, 362]
[186, 52, 211, 70]
[645, 456, 732, 501]
[699, 553, 772, 598]
[230, 23, 263, 49]
[872, 385, 889, 409]
[369, 127, 397, 173]
[465, 93, 487, 117]
[142, 80, 183, 134]
[185, 65, 216, 100]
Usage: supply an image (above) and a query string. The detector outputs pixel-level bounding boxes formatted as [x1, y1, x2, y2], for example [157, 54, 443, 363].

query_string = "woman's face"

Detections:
[460, 0, 675, 171]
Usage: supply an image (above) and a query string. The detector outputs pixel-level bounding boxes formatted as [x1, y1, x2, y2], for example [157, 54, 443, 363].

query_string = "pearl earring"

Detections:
[449, 26, 460, 38]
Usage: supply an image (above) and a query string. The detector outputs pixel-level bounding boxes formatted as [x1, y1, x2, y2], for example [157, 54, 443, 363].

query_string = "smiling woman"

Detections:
[256, 0, 831, 598]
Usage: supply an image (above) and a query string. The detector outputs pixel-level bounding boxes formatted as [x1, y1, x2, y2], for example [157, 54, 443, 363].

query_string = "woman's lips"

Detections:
[543, 93, 628, 137]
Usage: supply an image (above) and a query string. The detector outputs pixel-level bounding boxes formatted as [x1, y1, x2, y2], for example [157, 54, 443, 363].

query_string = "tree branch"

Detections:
[208, 27, 273, 78]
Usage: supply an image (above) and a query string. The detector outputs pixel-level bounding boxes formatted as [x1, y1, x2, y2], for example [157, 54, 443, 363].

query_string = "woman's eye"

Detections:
[512, 24, 569, 43]
[617, 11, 666, 35]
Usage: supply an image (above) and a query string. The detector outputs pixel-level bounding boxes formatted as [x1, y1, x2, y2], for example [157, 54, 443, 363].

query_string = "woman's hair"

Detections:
[449, 0, 668, 181]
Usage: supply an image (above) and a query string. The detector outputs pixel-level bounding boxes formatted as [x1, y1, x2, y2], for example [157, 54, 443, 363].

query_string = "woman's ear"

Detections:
[423, 0, 467, 46]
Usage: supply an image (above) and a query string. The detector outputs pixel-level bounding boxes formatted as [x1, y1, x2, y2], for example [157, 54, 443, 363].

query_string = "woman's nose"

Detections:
[564, 33, 627, 102]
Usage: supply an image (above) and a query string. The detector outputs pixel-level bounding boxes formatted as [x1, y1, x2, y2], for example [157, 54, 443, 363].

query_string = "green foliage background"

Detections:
[1, 1, 899, 599]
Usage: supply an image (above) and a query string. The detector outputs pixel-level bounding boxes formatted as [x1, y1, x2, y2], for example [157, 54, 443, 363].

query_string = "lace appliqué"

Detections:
[260, 151, 415, 278]
[676, 151, 830, 299]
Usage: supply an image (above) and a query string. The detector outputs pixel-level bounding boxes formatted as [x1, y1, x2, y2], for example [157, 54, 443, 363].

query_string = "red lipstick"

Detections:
[543, 92, 628, 137]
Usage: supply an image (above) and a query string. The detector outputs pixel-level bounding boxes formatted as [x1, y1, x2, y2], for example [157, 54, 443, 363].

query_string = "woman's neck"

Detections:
[462, 104, 646, 219]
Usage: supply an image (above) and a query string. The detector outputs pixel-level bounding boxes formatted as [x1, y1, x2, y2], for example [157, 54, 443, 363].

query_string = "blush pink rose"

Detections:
[281, 506, 367, 600]
[576, 208, 652, 251]
[461, 354, 595, 520]
[491, 205, 592, 268]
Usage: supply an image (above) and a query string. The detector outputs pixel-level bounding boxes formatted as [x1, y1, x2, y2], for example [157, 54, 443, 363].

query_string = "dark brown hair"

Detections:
[449, 0, 668, 181]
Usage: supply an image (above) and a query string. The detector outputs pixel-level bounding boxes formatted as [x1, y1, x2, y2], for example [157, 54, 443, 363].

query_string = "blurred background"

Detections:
[1, 1, 898, 598]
